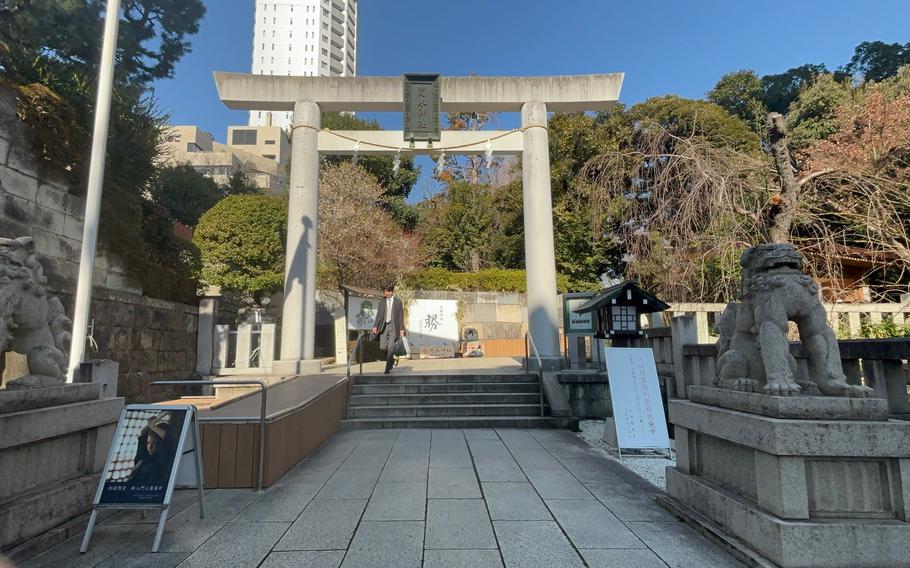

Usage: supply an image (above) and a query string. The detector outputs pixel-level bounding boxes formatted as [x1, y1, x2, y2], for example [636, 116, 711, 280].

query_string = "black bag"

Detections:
[393, 337, 408, 357]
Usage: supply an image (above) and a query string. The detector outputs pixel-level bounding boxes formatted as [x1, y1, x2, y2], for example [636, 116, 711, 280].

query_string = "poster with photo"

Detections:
[347, 295, 378, 331]
[98, 407, 189, 505]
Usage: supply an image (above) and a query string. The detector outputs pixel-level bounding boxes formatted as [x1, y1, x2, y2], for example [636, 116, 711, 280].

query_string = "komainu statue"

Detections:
[0, 237, 73, 389]
[715, 243, 871, 397]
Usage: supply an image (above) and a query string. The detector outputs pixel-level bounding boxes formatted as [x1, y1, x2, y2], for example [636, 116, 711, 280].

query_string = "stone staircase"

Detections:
[340, 373, 577, 429]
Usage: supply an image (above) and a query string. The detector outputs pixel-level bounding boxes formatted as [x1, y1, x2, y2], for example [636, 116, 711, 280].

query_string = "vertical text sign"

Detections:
[604, 347, 670, 449]
[403, 73, 441, 142]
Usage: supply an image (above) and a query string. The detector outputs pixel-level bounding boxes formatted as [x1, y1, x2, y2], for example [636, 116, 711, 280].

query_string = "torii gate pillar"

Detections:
[521, 100, 560, 368]
[274, 101, 321, 375]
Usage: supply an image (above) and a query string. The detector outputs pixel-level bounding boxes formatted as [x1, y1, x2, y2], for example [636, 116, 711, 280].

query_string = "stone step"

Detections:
[351, 381, 541, 395]
[350, 392, 540, 406]
[348, 403, 542, 419]
[340, 416, 578, 430]
[352, 374, 538, 385]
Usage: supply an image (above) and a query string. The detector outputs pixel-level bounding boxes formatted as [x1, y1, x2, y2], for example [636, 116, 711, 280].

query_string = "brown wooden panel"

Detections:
[481, 338, 527, 357]
[233, 423, 255, 488]
[201, 423, 221, 488]
[250, 423, 261, 489]
[216, 424, 238, 488]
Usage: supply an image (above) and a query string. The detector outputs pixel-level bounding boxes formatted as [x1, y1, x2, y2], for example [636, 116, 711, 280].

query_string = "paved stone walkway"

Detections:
[22, 429, 743, 568]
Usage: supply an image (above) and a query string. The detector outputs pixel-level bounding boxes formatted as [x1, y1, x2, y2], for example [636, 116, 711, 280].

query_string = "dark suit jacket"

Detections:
[373, 296, 405, 334]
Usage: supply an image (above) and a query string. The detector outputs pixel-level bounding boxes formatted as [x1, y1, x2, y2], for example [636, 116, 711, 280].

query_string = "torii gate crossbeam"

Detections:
[214, 73, 624, 374]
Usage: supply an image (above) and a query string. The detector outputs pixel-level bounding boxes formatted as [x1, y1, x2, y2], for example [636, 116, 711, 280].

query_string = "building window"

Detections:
[233, 130, 258, 145]
[263, 154, 276, 159]
[265, 140, 276, 145]
[271, 43, 275, 50]
[289, 30, 293, 37]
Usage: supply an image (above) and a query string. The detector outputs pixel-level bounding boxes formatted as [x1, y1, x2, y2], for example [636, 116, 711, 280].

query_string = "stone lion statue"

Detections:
[715, 243, 871, 397]
[0, 236, 72, 389]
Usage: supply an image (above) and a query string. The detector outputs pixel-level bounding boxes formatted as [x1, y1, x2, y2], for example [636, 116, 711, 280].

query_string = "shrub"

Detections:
[860, 318, 910, 339]
[402, 268, 595, 294]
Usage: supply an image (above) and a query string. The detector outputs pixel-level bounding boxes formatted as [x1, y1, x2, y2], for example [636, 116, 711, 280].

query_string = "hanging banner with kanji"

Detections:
[603, 347, 670, 450]
[407, 299, 459, 358]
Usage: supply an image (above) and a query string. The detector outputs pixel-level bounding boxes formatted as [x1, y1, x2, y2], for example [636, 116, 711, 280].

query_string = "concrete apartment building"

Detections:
[163, 125, 289, 193]
[249, 0, 358, 129]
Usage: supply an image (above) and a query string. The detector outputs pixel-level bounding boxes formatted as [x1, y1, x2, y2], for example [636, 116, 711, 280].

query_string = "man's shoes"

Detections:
[383, 369, 391, 375]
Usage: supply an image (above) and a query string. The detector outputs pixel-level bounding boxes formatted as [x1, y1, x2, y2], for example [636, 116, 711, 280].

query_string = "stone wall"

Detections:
[0, 84, 200, 401]
[0, 86, 139, 295]
[56, 289, 200, 403]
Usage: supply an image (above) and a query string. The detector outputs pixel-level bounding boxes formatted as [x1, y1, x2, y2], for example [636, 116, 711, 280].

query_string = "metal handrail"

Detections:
[345, 331, 366, 419]
[525, 332, 545, 417]
[152, 380, 267, 491]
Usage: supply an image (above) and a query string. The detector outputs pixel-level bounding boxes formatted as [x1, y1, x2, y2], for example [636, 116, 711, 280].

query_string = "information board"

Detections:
[603, 347, 670, 451]
[563, 292, 595, 335]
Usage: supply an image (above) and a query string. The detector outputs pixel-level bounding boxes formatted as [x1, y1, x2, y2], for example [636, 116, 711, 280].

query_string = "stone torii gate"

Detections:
[214, 72, 624, 374]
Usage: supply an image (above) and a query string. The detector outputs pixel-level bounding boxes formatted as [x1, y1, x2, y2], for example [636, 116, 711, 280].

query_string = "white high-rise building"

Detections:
[249, 0, 358, 129]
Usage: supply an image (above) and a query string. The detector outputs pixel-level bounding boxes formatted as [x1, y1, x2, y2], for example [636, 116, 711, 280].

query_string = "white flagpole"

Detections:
[67, 0, 121, 382]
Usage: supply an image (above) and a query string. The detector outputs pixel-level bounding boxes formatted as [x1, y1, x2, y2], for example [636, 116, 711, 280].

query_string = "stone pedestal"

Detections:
[0, 384, 123, 559]
[667, 387, 910, 568]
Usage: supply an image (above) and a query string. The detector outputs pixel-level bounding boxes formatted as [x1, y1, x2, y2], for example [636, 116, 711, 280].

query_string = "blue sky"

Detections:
[153, 0, 910, 199]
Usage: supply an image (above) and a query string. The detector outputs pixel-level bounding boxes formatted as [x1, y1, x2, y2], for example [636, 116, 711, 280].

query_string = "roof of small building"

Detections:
[340, 284, 384, 298]
[573, 281, 670, 314]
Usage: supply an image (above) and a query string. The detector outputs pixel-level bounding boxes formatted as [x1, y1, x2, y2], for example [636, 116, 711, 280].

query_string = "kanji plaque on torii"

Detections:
[403, 73, 441, 143]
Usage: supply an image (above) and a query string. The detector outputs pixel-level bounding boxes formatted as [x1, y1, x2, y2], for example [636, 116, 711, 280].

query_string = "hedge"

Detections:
[402, 268, 599, 293]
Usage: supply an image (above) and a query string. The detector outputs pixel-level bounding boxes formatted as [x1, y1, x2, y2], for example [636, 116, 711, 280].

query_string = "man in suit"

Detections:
[371, 284, 406, 374]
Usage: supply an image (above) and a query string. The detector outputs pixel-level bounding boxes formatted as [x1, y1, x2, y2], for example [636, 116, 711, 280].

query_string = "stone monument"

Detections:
[666, 243, 910, 568]
[0, 236, 72, 389]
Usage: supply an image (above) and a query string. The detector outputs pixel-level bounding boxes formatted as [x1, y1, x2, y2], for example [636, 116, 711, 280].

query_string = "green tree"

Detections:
[0, 0, 205, 84]
[627, 96, 761, 153]
[421, 182, 494, 271]
[707, 70, 767, 130]
[844, 41, 910, 83]
[760, 64, 828, 114]
[194, 195, 288, 296]
[223, 171, 259, 195]
[150, 166, 223, 226]
[785, 74, 852, 150]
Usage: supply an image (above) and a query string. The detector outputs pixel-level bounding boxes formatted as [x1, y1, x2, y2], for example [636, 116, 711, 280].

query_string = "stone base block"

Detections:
[0, 383, 101, 414]
[0, 474, 99, 554]
[688, 386, 889, 420]
[271, 358, 323, 376]
[667, 467, 910, 568]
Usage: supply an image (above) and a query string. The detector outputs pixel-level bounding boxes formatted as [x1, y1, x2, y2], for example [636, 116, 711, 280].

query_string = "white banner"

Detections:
[604, 347, 670, 450]
[407, 299, 459, 358]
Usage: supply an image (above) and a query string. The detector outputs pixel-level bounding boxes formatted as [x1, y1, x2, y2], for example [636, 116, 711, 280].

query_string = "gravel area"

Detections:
[575, 419, 675, 490]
